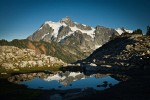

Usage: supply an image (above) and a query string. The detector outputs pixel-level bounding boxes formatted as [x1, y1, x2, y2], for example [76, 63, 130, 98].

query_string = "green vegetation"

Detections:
[0, 39, 28, 48]
[132, 29, 143, 35]
[43, 41, 77, 63]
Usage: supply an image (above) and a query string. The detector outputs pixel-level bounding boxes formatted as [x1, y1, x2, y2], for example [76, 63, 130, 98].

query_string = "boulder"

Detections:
[19, 61, 28, 68]
[89, 63, 97, 66]
[125, 45, 133, 51]
[28, 61, 37, 67]
[36, 60, 43, 67]
[1, 63, 15, 69]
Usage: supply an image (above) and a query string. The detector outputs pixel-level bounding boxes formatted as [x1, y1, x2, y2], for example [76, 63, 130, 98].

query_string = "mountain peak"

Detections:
[60, 16, 72, 22]
[60, 16, 75, 27]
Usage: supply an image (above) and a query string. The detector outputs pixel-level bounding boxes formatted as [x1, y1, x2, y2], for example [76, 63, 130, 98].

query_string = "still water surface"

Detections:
[9, 71, 120, 90]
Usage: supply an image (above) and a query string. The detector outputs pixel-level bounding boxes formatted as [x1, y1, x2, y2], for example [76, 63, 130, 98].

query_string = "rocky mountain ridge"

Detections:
[81, 34, 150, 71]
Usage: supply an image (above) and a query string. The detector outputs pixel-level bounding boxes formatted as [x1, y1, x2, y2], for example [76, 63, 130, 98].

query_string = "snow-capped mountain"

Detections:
[28, 17, 96, 43]
[115, 28, 133, 35]
[27, 17, 119, 62]
[28, 17, 118, 49]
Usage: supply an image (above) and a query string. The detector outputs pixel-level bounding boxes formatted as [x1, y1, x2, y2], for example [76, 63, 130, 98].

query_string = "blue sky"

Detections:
[0, 0, 150, 41]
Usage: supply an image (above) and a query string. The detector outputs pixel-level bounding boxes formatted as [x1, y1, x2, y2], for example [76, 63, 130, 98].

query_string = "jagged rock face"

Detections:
[60, 16, 75, 27]
[28, 24, 54, 42]
[61, 31, 95, 51]
[94, 26, 119, 47]
[0, 46, 66, 69]
[56, 26, 71, 42]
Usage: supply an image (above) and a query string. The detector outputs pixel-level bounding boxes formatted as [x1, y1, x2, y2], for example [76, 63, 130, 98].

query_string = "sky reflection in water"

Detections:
[19, 72, 119, 90]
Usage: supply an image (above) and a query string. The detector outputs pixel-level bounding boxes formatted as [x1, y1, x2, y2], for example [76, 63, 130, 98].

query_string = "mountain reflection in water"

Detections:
[8, 71, 119, 90]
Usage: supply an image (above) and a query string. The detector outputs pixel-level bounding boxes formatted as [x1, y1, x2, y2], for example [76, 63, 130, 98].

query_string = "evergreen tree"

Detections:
[132, 29, 143, 35]
[146, 26, 150, 36]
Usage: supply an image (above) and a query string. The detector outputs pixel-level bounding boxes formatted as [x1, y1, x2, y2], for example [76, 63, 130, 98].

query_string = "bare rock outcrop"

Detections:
[0, 46, 66, 69]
